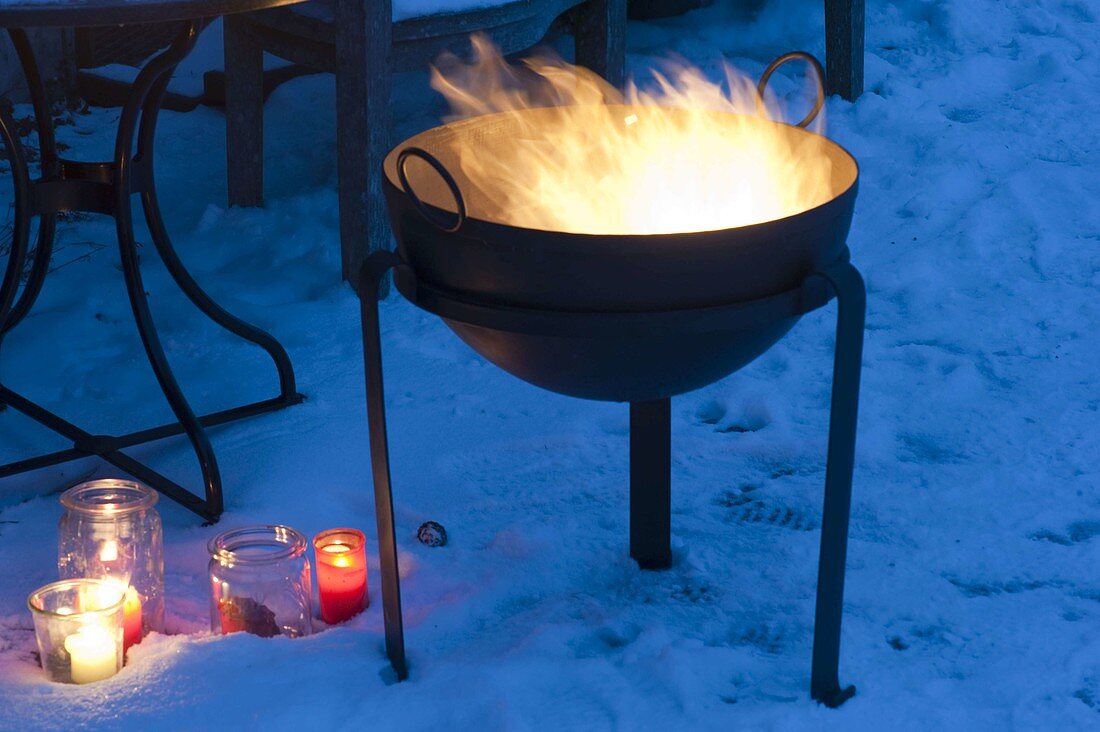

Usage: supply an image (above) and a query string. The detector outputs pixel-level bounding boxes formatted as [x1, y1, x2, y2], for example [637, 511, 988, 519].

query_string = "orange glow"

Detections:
[320, 543, 354, 568]
[99, 540, 118, 563]
[314, 533, 368, 624]
[428, 35, 835, 235]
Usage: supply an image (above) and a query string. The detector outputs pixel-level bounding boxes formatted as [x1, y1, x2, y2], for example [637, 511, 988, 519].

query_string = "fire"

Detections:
[99, 540, 118, 563]
[427, 36, 836, 235]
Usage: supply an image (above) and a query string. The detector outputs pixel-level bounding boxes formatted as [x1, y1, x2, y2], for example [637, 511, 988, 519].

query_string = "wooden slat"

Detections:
[824, 0, 864, 100]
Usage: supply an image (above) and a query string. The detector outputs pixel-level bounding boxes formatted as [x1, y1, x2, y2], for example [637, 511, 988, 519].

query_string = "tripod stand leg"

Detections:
[809, 261, 865, 708]
[359, 252, 408, 680]
[629, 398, 672, 569]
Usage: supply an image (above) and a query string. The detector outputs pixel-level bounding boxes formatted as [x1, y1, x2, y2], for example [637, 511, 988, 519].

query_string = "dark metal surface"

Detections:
[808, 260, 864, 708]
[0, 0, 306, 29]
[1, 29, 56, 337]
[358, 251, 865, 706]
[396, 147, 466, 234]
[0, 23, 302, 521]
[398, 269, 805, 402]
[360, 250, 409, 681]
[629, 398, 671, 569]
[756, 51, 826, 129]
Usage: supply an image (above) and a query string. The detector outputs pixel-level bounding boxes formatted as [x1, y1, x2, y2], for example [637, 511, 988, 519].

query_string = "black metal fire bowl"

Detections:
[359, 53, 866, 708]
[386, 257, 841, 401]
[379, 104, 858, 402]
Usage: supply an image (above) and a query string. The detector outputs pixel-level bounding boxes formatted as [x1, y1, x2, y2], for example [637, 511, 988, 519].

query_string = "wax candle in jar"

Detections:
[27, 579, 125, 685]
[98, 541, 144, 652]
[57, 479, 165, 645]
[121, 586, 143, 652]
[64, 625, 119, 684]
[313, 529, 368, 624]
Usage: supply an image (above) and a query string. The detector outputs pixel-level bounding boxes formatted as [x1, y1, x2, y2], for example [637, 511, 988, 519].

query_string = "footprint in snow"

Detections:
[714, 488, 816, 532]
[671, 580, 714, 604]
[945, 575, 1063, 597]
[1073, 679, 1098, 713]
[1030, 520, 1100, 546]
[736, 624, 786, 655]
[694, 398, 770, 433]
[694, 399, 726, 425]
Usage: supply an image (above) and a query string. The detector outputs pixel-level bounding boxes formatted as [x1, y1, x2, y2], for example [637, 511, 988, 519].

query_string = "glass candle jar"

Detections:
[313, 528, 369, 625]
[58, 479, 164, 650]
[208, 525, 313, 638]
[28, 579, 126, 684]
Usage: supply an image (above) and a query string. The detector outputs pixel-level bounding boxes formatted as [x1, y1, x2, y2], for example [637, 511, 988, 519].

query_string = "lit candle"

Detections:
[99, 540, 119, 563]
[96, 542, 144, 652]
[122, 586, 143, 652]
[64, 625, 119, 684]
[313, 529, 368, 625]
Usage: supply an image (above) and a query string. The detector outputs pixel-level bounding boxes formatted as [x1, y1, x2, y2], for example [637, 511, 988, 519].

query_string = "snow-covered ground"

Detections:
[2, 0, 1099, 728]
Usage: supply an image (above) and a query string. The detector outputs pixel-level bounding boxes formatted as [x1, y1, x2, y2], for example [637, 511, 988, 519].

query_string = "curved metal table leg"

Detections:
[0, 22, 302, 522]
[113, 22, 226, 516]
[1, 29, 57, 338]
[360, 251, 409, 680]
[0, 102, 31, 335]
[808, 260, 865, 708]
[134, 44, 299, 403]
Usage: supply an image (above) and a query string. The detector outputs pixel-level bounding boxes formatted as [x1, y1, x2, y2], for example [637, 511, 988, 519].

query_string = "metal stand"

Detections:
[630, 398, 672, 570]
[358, 251, 864, 705]
[360, 252, 407, 680]
[0, 24, 302, 522]
[808, 261, 864, 708]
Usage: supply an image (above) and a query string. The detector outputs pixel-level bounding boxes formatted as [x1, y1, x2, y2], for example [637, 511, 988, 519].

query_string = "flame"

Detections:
[427, 36, 836, 235]
[321, 543, 353, 568]
[99, 540, 118, 563]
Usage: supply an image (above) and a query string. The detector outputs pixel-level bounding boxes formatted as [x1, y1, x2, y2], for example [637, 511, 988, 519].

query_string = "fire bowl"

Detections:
[381, 106, 859, 402]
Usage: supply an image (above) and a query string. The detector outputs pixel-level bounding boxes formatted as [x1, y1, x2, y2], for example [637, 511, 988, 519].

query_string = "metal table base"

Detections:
[0, 23, 303, 522]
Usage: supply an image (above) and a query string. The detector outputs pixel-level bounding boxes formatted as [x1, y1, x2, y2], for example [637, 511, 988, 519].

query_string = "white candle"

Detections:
[64, 625, 119, 684]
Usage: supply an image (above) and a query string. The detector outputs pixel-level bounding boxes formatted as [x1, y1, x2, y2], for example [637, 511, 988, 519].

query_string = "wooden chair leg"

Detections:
[824, 0, 864, 100]
[573, 0, 627, 89]
[223, 15, 265, 207]
[334, 0, 393, 293]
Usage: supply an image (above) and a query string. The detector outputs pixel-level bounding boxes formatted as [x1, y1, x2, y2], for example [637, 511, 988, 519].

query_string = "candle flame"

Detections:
[321, 543, 353, 568]
[99, 541, 118, 563]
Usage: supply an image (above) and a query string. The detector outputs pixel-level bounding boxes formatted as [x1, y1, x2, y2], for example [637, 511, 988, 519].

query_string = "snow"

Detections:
[2, 0, 1100, 728]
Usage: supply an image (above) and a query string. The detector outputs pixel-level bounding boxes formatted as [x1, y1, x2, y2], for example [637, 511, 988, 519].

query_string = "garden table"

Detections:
[0, 0, 308, 522]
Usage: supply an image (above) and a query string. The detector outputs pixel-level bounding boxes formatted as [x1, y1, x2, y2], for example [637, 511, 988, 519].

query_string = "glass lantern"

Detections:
[208, 525, 313, 638]
[27, 579, 126, 684]
[58, 479, 165, 649]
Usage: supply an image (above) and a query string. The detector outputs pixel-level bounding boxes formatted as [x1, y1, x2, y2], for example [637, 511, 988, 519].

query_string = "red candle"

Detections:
[96, 541, 143, 653]
[313, 529, 368, 625]
[122, 586, 143, 652]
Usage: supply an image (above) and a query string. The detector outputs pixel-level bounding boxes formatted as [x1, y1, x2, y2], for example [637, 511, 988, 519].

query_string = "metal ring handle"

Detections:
[756, 51, 826, 129]
[396, 147, 467, 234]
